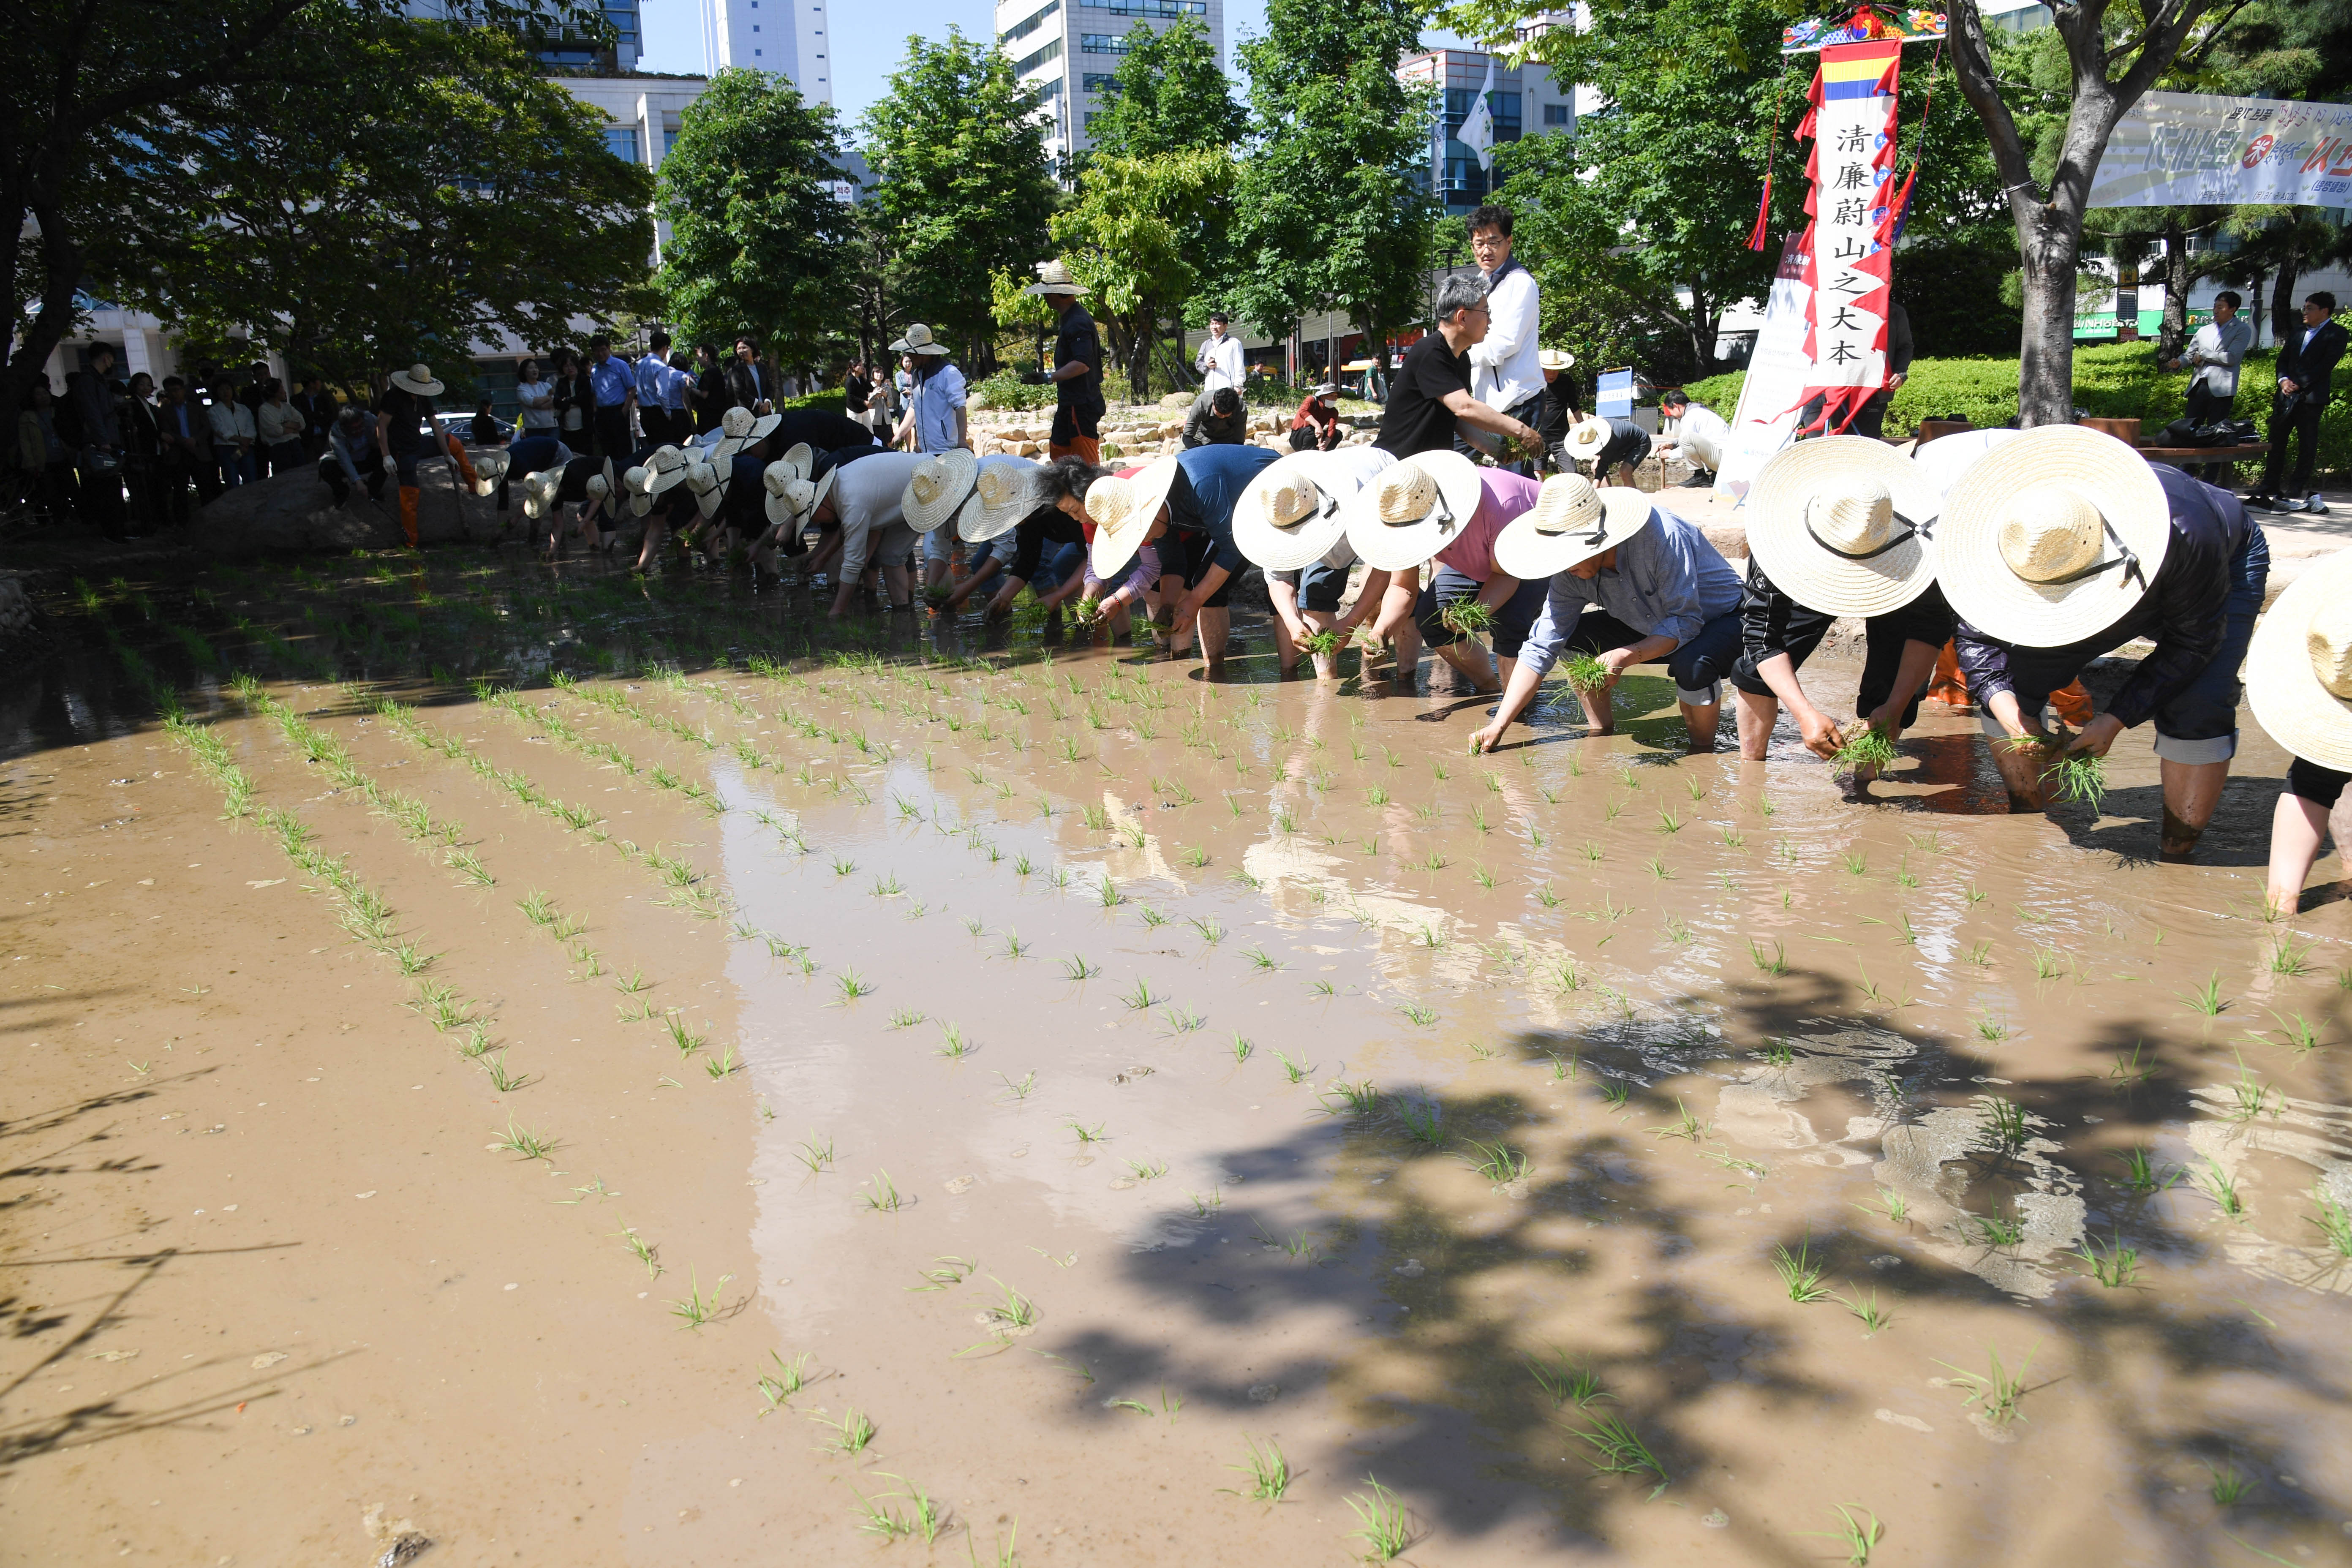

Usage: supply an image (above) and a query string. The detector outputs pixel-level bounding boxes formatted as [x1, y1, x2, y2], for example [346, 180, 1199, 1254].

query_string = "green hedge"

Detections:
[1681, 343, 2347, 480]
[779, 388, 847, 415]
[969, 370, 1056, 412]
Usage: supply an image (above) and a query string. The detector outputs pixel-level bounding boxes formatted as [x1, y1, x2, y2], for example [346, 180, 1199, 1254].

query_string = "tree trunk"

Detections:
[2014, 203, 2085, 425]
[6, 198, 85, 438]
[2271, 245, 2304, 349]
[2247, 269, 2268, 347]
[2158, 215, 2189, 363]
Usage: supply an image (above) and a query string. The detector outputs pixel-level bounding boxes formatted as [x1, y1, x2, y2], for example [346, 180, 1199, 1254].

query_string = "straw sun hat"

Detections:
[1025, 259, 1088, 297]
[1745, 436, 1943, 618]
[1563, 416, 1614, 460]
[1232, 449, 1358, 573]
[628, 444, 690, 496]
[889, 323, 950, 356]
[1086, 456, 1181, 578]
[389, 362, 444, 398]
[956, 457, 1047, 542]
[902, 448, 979, 533]
[684, 459, 730, 520]
[1937, 426, 2169, 648]
[1343, 449, 1484, 573]
[1537, 348, 1576, 373]
[2249, 547, 2352, 773]
[1492, 473, 1653, 580]
[764, 460, 816, 530]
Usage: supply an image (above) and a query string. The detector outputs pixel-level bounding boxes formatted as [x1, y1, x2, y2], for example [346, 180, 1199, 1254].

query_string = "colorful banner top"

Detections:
[1782, 7, 1946, 54]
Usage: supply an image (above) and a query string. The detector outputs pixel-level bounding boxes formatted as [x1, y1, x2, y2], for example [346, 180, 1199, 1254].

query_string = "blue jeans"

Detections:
[1978, 523, 2268, 763]
[1414, 566, 1550, 660]
[1271, 557, 1352, 612]
[1565, 606, 1742, 705]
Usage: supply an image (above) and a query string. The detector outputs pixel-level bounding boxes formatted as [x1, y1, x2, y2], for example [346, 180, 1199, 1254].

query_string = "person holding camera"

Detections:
[2165, 290, 2252, 484]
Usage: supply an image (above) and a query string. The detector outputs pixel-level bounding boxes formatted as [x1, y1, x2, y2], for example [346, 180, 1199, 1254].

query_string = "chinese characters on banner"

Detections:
[1797, 40, 1902, 434]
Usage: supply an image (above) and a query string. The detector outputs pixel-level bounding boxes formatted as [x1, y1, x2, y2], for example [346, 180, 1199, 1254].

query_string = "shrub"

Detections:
[969, 370, 1056, 412]
[779, 388, 846, 415]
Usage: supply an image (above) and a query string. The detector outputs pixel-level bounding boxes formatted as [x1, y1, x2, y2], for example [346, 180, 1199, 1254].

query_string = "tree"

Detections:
[2, 0, 602, 417]
[657, 68, 854, 368]
[113, 21, 652, 395]
[1051, 148, 1237, 400]
[1087, 16, 1245, 163]
[1945, 0, 2275, 424]
[1227, 0, 1432, 376]
[859, 29, 1059, 369]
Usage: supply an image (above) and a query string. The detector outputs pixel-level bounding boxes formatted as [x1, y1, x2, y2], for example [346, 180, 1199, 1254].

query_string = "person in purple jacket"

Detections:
[1940, 425, 2267, 862]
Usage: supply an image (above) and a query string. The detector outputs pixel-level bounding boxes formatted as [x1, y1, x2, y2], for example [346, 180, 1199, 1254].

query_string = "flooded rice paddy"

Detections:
[6, 553, 2352, 1565]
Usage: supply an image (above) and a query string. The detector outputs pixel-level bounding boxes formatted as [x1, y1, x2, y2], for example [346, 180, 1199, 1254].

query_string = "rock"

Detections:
[191, 448, 512, 553]
[1160, 391, 1192, 408]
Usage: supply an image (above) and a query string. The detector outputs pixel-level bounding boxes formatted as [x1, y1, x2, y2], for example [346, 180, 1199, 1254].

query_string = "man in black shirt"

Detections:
[1375, 273, 1541, 461]
[1024, 260, 1105, 464]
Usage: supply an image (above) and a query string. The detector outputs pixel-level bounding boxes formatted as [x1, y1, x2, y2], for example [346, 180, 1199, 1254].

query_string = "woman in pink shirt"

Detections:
[1363, 466, 1545, 692]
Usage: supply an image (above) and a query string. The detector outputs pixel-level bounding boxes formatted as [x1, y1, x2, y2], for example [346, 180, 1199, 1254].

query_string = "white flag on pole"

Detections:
[1459, 56, 1497, 172]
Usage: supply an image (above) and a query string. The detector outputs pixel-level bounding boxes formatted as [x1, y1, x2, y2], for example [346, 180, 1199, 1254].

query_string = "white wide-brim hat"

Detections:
[1938, 425, 2170, 648]
[630, 444, 689, 495]
[764, 459, 815, 530]
[519, 468, 560, 520]
[390, 362, 444, 397]
[587, 456, 614, 503]
[1538, 348, 1576, 372]
[471, 449, 512, 496]
[889, 323, 948, 356]
[1025, 259, 1087, 297]
[902, 448, 978, 533]
[684, 459, 729, 520]
[1564, 416, 1613, 459]
[1343, 448, 1485, 573]
[1086, 457, 1181, 579]
[2249, 547, 2352, 773]
[1232, 449, 1354, 573]
[956, 456, 1046, 542]
[1746, 436, 1943, 617]
[719, 405, 782, 444]
[1493, 474, 1654, 580]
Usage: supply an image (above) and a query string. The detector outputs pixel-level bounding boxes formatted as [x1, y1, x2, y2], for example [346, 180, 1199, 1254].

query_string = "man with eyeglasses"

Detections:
[1374, 272, 1541, 463]
[1462, 204, 1544, 474]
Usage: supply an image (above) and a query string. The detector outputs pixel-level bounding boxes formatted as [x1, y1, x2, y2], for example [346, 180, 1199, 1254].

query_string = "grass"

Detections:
[1465, 1139, 1529, 1185]
[1399, 1003, 1438, 1027]
[1800, 1505, 1884, 1566]
[1225, 1437, 1293, 1502]
[1837, 1289, 1894, 1334]
[755, 1350, 811, 1413]
[1394, 1098, 1445, 1148]
[2311, 1189, 2352, 1255]
[1273, 1049, 1314, 1083]
[859, 1171, 906, 1212]
[1527, 1350, 1611, 1409]
[1748, 938, 1788, 976]
[1647, 1099, 1706, 1142]
[834, 969, 876, 1002]
[1562, 653, 1612, 694]
[1344, 1477, 1413, 1560]
[2072, 1232, 2143, 1288]
[810, 1406, 877, 1454]
[995, 1071, 1037, 1102]
[1440, 598, 1496, 635]
[1773, 1231, 1834, 1304]
[2181, 972, 2228, 1017]
[980, 1277, 1038, 1332]
[936, 1021, 973, 1059]
[1936, 1342, 2035, 1424]
[1829, 724, 1897, 779]
[1976, 1094, 2029, 1155]
[1060, 953, 1100, 981]
[1570, 1414, 1670, 1486]
[2112, 1146, 2179, 1194]
[492, 1116, 555, 1162]
[668, 1269, 728, 1330]
[2195, 1154, 2245, 1217]
[793, 1135, 836, 1174]
[2208, 1463, 2255, 1507]
[1065, 1119, 1108, 1145]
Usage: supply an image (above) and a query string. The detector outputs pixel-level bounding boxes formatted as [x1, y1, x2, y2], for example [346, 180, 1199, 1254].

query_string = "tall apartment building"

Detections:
[1397, 43, 1584, 215]
[994, 0, 1225, 164]
[701, 0, 832, 103]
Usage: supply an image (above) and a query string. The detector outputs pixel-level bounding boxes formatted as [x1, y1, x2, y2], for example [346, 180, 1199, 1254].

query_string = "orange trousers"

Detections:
[1928, 642, 2093, 724]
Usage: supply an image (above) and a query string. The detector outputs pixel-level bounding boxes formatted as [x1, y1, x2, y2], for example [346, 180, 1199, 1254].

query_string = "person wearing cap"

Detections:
[1464, 203, 1544, 476]
[373, 362, 479, 548]
[1184, 386, 1248, 449]
[1729, 437, 1950, 780]
[964, 457, 1105, 624]
[1342, 449, 1535, 692]
[1657, 389, 1730, 488]
[1945, 427, 2268, 860]
[1089, 442, 1282, 669]
[1469, 474, 1745, 753]
[1023, 260, 1106, 465]
[2248, 548, 2352, 912]
[1374, 273, 1541, 465]
[1563, 414, 1651, 487]
[1233, 445, 1398, 675]
[588, 334, 638, 462]
[1289, 384, 1343, 453]
[1196, 311, 1245, 394]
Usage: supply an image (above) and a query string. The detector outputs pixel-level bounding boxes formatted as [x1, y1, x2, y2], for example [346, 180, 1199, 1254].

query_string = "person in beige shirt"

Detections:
[256, 380, 305, 476]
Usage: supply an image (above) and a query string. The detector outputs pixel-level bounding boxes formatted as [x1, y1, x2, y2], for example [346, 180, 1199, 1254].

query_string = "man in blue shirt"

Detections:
[1092, 442, 1279, 672]
[588, 333, 637, 464]
[635, 329, 678, 446]
[889, 323, 972, 596]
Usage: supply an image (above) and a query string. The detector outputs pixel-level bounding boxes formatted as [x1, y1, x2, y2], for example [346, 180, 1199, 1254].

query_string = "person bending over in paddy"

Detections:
[1230, 444, 1396, 676]
[1731, 436, 1952, 788]
[1342, 449, 1544, 695]
[795, 449, 927, 617]
[1469, 473, 1743, 754]
[961, 456, 1115, 629]
[1086, 441, 1281, 674]
[754, 444, 891, 588]
[519, 455, 615, 556]
[620, 444, 691, 571]
[931, 456, 1042, 614]
[2247, 547, 2352, 914]
[1940, 426, 2266, 862]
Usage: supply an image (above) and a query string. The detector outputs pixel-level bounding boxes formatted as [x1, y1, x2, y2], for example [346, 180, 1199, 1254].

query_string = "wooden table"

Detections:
[2133, 443, 2271, 467]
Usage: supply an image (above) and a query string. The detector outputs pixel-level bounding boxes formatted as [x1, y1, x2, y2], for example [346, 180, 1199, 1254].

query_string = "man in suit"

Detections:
[2251, 291, 2345, 514]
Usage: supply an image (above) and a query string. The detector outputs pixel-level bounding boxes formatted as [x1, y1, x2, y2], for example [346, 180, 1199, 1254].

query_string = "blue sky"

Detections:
[637, 0, 1274, 130]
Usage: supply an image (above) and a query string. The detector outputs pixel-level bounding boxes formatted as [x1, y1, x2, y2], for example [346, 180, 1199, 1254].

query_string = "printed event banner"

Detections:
[2087, 90, 2352, 209]
[1796, 38, 1903, 435]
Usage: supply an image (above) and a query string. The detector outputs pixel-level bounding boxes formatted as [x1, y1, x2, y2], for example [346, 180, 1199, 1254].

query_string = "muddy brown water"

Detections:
[6, 556, 2352, 1565]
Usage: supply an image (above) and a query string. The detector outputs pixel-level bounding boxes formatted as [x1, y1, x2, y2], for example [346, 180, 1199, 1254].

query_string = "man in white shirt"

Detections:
[1195, 311, 1245, 394]
[2165, 290, 2254, 482]
[1657, 389, 1732, 486]
[1464, 203, 1543, 474]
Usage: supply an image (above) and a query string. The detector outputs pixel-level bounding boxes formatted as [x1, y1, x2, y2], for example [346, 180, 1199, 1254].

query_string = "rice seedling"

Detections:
[518, 889, 556, 927]
[1526, 1350, 1611, 1410]
[1974, 1094, 2029, 1156]
[1465, 1139, 1529, 1185]
[615, 1226, 664, 1279]
[2030, 947, 2066, 980]
[1976, 1014, 2013, 1044]
[834, 969, 876, 1001]
[1122, 1156, 1169, 1181]
[1829, 724, 1897, 780]
[1162, 1004, 1206, 1034]
[667, 1269, 729, 1330]
[1647, 1098, 1707, 1143]
[1748, 937, 1788, 977]
[1570, 1414, 1670, 1486]
[1187, 1187, 1225, 1217]
[1223, 1436, 1293, 1503]
[936, 1021, 973, 1059]
[980, 1277, 1038, 1333]
[1188, 916, 1225, 945]
[2180, 972, 2227, 1017]
[1137, 904, 1170, 928]
[1935, 1342, 2035, 1425]
[2206, 1463, 2255, 1507]
[1966, 1208, 2025, 1248]
[1599, 1081, 1633, 1110]
[2269, 1010, 2324, 1058]
[859, 1171, 906, 1212]
[1394, 1098, 1445, 1147]
[1562, 653, 1612, 694]
[1121, 977, 1160, 1010]
[792, 1134, 836, 1174]
[1799, 1505, 1884, 1566]
[754, 1350, 811, 1413]
[1756, 1037, 1795, 1069]
[1345, 1476, 1413, 1560]
[1841, 851, 1868, 876]
[1963, 940, 1993, 967]
[1399, 1003, 1438, 1027]
[2195, 1154, 2245, 1217]
[482, 1052, 531, 1092]
[994, 1070, 1037, 1102]
[2308, 1190, 2352, 1255]
[1273, 1049, 1315, 1083]
[1774, 1231, 1834, 1303]
[810, 1406, 877, 1454]
[1837, 1289, 1894, 1334]
[493, 1116, 554, 1161]
[1065, 1118, 1108, 1146]
[662, 1011, 707, 1058]
[2072, 1231, 2142, 1288]
[887, 1007, 927, 1030]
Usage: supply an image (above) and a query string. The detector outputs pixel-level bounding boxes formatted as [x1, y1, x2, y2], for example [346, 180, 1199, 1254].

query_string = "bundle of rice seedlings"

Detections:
[2004, 733, 2107, 809]
[1299, 628, 1345, 658]
[1441, 599, 1497, 637]
[1829, 723, 1897, 779]
[1563, 653, 1612, 694]
[1073, 596, 1102, 622]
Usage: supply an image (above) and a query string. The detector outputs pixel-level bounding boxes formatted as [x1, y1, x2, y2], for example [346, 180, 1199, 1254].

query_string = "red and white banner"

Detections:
[1796, 39, 1902, 434]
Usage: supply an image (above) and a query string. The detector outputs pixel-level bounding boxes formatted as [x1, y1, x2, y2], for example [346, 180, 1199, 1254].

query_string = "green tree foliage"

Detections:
[1051, 148, 1238, 400]
[3, 0, 606, 415]
[1087, 16, 1245, 162]
[119, 20, 653, 395]
[860, 28, 1059, 368]
[656, 68, 854, 367]
[1226, 0, 1432, 365]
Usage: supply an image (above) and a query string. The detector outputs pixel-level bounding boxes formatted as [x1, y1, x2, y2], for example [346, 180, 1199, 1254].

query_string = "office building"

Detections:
[994, 0, 1225, 164]
[701, 0, 832, 103]
[1398, 43, 1584, 215]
